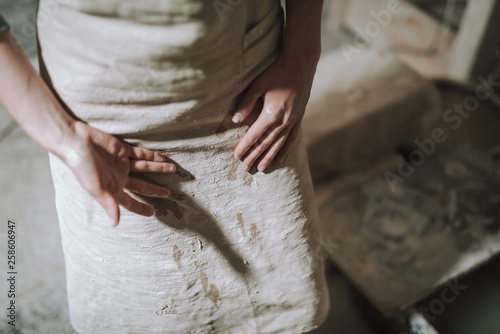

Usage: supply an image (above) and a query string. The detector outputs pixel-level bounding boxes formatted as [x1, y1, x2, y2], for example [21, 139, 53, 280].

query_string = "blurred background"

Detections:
[0, 0, 500, 333]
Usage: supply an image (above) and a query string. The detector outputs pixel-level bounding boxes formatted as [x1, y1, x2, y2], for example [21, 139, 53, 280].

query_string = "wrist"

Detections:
[25, 76, 80, 158]
[50, 120, 90, 167]
[281, 43, 321, 67]
[279, 43, 321, 83]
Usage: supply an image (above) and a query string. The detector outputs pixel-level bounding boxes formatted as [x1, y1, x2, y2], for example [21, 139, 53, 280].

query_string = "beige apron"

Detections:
[37, 0, 329, 333]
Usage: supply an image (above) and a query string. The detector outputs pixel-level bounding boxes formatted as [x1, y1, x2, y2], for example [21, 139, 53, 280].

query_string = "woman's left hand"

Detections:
[231, 51, 320, 172]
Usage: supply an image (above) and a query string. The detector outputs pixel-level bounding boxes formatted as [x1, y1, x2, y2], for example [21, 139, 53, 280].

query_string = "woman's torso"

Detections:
[37, 0, 284, 140]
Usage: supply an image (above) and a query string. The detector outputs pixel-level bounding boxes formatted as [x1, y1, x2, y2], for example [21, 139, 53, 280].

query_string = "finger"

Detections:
[275, 119, 302, 163]
[129, 146, 167, 162]
[96, 191, 120, 227]
[240, 124, 286, 170]
[126, 177, 171, 198]
[256, 126, 291, 171]
[117, 192, 155, 217]
[233, 82, 264, 124]
[234, 98, 286, 160]
[129, 160, 176, 173]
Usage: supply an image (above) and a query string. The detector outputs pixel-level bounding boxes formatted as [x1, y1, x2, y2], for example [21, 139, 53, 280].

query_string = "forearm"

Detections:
[282, 0, 323, 65]
[0, 29, 78, 160]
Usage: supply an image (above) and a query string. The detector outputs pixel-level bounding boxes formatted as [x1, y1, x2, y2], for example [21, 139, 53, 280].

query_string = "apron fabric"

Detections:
[37, 0, 329, 333]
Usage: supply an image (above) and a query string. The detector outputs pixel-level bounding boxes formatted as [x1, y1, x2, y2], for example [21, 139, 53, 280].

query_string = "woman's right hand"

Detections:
[61, 121, 176, 227]
[1, 30, 175, 227]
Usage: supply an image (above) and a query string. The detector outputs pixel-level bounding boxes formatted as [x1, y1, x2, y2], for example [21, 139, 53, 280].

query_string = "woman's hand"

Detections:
[232, 52, 320, 172]
[61, 121, 176, 227]
[232, 0, 323, 172]
[1, 30, 175, 227]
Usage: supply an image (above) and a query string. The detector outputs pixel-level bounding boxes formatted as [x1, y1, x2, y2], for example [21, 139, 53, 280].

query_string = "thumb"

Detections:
[233, 82, 264, 124]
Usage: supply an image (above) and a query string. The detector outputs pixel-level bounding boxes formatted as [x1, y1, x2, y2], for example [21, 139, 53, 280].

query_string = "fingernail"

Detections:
[241, 164, 249, 172]
[258, 165, 267, 172]
[232, 112, 242, 123]
[234, 153, 240, 160]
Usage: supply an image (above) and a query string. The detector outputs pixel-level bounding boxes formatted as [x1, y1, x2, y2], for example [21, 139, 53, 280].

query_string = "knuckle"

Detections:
[131, 160, 141, 170]
[268, 111, 282, 124]
[141, 162, 152, 172]
[253, 143, 268, 156]
[118, 145, 129, 157]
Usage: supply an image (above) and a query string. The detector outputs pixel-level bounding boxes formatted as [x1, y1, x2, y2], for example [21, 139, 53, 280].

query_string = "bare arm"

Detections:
[0, 25, 175, 226]
[232, 0, 323, 171]
[282, 0, 323, 65]
[0, 29, 77, 158]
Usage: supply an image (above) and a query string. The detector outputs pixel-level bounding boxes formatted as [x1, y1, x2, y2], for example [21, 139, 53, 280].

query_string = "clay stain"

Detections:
[249, 223, 260, 238]
[237, 212, 247, 238]
[237, 213, 260, 238]
[207, 283, 220, 308]
[226, 156, 253, 186]
[173, 245, 182, 269]
[242, 173, 253, 186]
[227, 158, 240, 182]
[200, 271, 221, 308]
